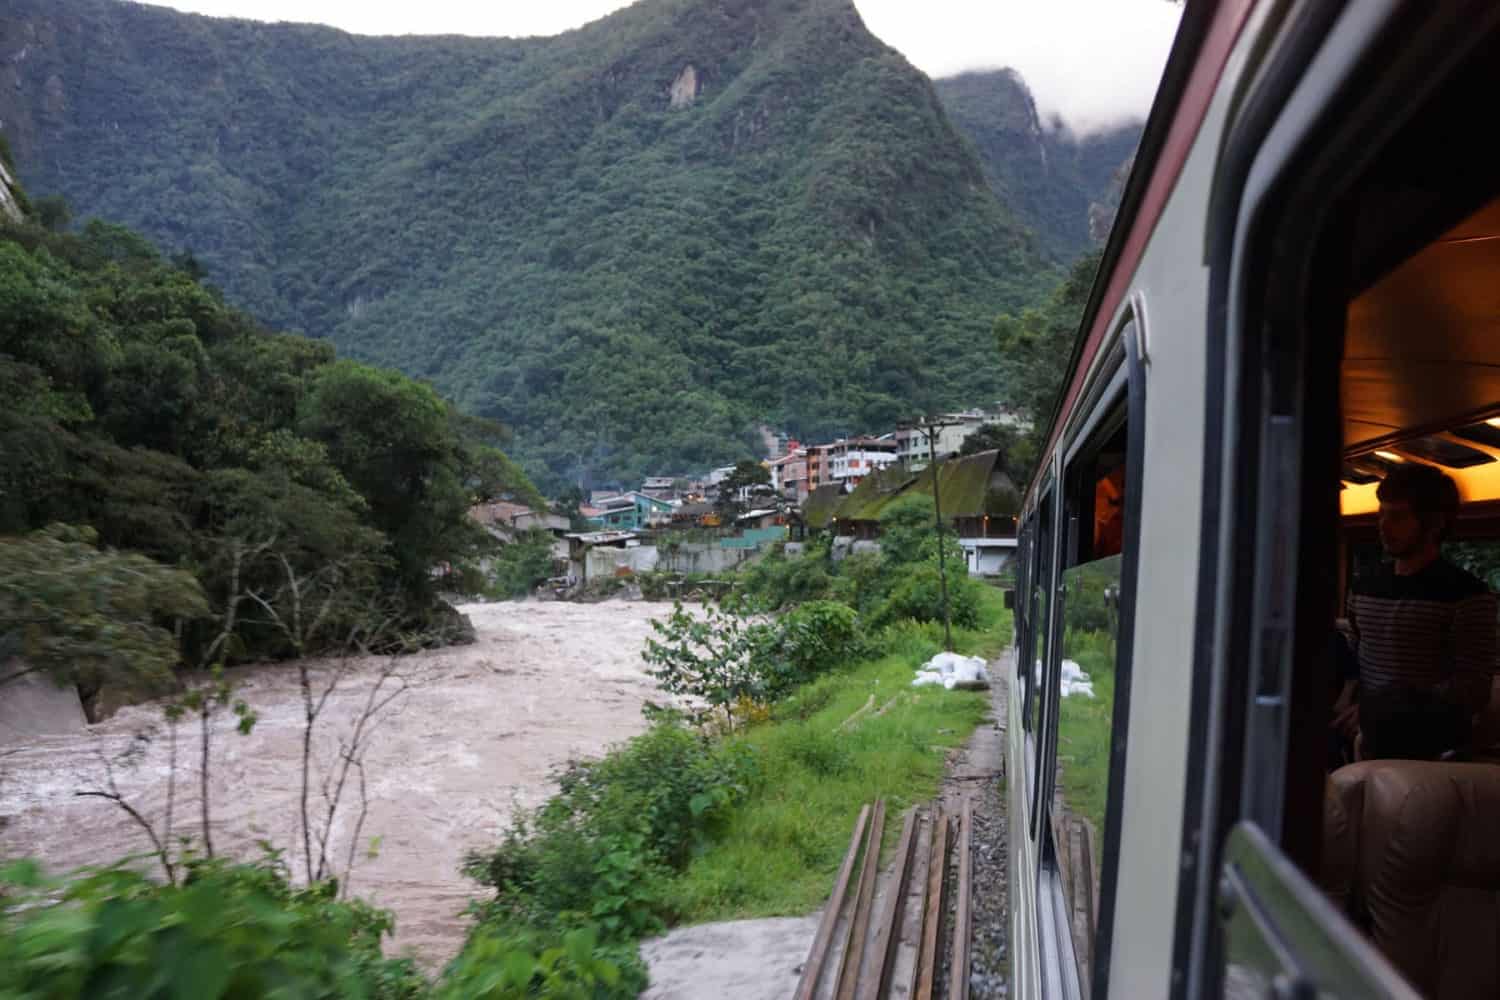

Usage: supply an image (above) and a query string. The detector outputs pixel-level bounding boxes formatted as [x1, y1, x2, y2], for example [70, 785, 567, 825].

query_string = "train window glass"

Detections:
[1016, 517, 1035, 725]
[1050, 418, 1129, 991]
[1026, 488, 1055, 740]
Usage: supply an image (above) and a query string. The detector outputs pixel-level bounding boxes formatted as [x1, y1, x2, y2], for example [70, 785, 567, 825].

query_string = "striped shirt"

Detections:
[1348, 559, 1497, 717]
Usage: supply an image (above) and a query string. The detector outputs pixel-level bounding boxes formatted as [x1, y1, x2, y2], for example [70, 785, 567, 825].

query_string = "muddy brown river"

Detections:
[0, 599, 667, 967]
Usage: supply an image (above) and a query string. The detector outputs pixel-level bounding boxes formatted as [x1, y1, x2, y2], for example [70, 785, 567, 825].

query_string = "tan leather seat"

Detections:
[1324, 760, 1500, 999]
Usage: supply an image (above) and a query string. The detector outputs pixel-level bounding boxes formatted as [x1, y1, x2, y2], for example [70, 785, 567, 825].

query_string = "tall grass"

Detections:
[667, 586, 1010, 921]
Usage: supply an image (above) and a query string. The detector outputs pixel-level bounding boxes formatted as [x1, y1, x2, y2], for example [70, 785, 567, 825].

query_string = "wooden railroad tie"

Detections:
[794, 802, 872, 1000]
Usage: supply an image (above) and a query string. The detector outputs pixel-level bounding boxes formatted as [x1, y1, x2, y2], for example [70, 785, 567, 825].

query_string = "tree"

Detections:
[297, 361, 486, 596]
[555, 485, 587, 530]
[0, 524, 208, 699]
[713, 460, 772, 520]
[958, 421, 1035, 484]
[993, 250, 1102, 478]
[32, 195, 71, 233]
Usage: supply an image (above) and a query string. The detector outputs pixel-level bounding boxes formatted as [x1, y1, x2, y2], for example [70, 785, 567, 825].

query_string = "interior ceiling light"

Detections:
[1452, 420, 1500, 449]
[1393, 435, 1497, 469]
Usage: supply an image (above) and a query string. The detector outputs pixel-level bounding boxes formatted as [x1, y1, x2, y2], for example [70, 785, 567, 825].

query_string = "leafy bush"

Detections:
[643, 597, 866, 725]
[755, 600, 863, 698]
[463, 722, 755, 944]
[636, 571, 720, 602]
[643, 601, 775, 730]
[868, 562, 983, 631]
[489, 528, 558, 599]
[0, 854, 426, 1000]
[438, 923, 644, 1000]
[736, 545, 838, 610]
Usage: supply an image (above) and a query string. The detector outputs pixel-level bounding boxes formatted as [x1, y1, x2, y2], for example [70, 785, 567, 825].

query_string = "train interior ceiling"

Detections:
[1303, 31, 1500, 995]
[1339, 193, 1500, 527]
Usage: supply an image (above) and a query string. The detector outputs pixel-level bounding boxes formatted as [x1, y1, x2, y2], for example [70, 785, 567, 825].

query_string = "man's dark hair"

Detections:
[1376, 462, 1461, 537]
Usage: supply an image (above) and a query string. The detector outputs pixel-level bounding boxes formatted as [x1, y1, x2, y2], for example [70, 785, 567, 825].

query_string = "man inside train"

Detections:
[1331, 464, 1498, 760]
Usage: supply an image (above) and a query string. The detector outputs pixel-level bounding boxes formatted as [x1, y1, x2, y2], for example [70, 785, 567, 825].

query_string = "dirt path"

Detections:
[0, 599, 667, 967]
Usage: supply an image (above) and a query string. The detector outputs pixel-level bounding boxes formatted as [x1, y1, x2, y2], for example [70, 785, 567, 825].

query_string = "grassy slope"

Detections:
[670, 586, 1011, 921]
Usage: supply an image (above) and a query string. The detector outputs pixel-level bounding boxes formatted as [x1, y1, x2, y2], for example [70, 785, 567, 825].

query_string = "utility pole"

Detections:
[919, 414, 960, 651]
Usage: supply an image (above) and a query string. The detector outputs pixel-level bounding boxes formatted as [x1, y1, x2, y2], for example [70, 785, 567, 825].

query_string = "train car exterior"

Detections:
[1005, 1, 1500, 997]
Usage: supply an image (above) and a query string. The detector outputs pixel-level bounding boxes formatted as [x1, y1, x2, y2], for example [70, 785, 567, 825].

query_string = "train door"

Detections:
[1190, 2, 1500, 996]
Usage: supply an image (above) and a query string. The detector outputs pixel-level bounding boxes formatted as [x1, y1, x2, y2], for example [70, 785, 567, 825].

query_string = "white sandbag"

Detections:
[1059, 659, 1094, 698]
[911, 671, 944, 687]
[923, 652, 988, 677]
[1061, 680, 1095, 698]
[945, 658, 990, 690]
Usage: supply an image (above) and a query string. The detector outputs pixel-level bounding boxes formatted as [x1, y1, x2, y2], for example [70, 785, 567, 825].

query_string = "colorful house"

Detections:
[586, 492, 676, 531]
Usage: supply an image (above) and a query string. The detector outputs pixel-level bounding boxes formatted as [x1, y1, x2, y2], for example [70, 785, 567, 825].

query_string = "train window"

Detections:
[1207, 13, 1500, 998]
[1047, 402, 1134, 995]
[1016, 516, 1035, 728]
[1025, 485, 1055, 742]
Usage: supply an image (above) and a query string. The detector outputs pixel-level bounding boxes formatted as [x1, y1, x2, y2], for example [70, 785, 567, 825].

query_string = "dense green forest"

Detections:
[933, 71, 1141, 260]
[0, 0, 1117, 490]
[0, 160, 539, 702]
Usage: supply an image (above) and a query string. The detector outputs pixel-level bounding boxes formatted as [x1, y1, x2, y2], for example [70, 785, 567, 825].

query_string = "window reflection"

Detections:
[1052, 554, 1123, 994]
[1026, 500, 1053, 738]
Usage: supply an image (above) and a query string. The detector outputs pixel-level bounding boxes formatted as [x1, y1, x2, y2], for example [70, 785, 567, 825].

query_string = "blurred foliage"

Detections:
[0, 854, 428, 1000]
[1, 0, 1068, 491]
[1447, 540, 1500, 593]
[437, 923, 640, 1000]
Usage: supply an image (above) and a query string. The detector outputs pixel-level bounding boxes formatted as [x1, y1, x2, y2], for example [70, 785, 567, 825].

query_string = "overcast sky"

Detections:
[144, 0, 1182, 133]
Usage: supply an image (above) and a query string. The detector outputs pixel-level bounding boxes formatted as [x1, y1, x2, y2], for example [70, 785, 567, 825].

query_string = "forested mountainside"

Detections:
[2, 0, 1110, 488]
[933, 70, 1141, 260]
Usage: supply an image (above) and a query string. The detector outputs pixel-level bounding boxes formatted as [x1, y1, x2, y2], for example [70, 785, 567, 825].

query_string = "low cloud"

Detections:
[150, 0, 1182, 134]
[854, 0, 1182, 134]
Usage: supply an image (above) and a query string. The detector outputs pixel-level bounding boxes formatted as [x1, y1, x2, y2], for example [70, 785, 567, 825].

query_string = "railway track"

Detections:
[794, 797, 978, 1000]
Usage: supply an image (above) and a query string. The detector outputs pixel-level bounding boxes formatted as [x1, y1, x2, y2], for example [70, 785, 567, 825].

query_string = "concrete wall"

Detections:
[958, 539, 1017, 577]
[658, 544, 755, 575]
[585, 545, 661, 579]
[0, 663, 87, 745]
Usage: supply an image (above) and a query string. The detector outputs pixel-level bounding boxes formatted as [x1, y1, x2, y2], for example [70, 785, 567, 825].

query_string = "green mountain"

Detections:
[2, 0, 1072, 489]
[934, 70, 1141, 259]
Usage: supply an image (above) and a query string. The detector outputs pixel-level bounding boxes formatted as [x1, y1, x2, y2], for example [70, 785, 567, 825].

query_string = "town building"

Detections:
[767, 447, 809, 501]
[894, 409, 1029, 470]
[640, 476, 678, 500]
[826, 436, 899, 487]
[782, 451, 810, 500]
[586, 492, 676, 531]
[813, 449, 1021, 576]
[806, 443, 834, 490]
